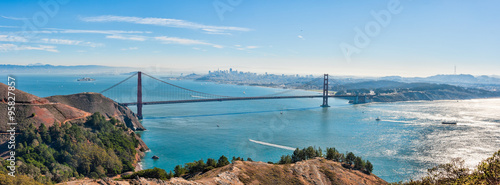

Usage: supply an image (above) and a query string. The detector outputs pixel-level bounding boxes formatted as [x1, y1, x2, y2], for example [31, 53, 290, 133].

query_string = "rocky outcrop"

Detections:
[46, 92, 145, 131]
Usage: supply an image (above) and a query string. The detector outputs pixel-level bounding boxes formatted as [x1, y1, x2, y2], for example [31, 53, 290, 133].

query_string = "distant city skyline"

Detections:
[1, 0, 499, 77]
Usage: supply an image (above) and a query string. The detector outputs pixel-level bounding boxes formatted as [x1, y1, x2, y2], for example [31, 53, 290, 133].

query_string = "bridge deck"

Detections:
[120, 95, 362, 106]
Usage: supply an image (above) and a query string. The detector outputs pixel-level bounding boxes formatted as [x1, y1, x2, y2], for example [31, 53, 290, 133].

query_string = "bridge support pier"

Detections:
[321, 74, 330, 107]
[137, 71, 143, 119]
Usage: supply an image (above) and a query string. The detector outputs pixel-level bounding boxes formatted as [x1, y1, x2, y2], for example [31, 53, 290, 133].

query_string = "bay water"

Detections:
[4, 74, 500, 182]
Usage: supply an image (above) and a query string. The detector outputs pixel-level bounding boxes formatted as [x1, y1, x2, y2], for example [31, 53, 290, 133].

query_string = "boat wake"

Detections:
[249, 139, 296, 151]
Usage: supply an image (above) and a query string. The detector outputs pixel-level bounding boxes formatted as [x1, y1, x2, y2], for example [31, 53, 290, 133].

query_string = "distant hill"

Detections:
[333, 81, 500, 102]
[377, 74, 500, 91]
[0, 64, 132, 74]
[378, 74, 500, 84]
[332, 80, 407, 90]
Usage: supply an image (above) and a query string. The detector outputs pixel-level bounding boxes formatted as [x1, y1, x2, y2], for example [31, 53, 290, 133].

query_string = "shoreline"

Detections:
[135, 161, 143, 171]
[194, 79, 500, 103]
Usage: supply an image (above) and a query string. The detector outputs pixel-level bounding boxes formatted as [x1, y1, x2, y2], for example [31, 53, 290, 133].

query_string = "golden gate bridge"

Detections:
[100, 72, 369, 119]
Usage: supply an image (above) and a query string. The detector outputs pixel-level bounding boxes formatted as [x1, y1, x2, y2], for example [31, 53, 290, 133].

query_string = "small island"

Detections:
[77, 77, 96, 81]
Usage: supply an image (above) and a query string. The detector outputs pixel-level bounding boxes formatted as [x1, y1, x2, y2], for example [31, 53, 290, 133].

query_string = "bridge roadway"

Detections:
[120, 95, 363, 106]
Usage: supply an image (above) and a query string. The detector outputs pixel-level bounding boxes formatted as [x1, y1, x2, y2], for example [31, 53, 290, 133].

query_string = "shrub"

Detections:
[122, 167, 171, 180]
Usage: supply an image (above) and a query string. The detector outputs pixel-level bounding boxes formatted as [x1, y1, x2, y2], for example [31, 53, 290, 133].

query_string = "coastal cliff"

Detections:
[45, 93, 145, 131]
[0, 83, 146, 132]
[0, 83, 148, 182]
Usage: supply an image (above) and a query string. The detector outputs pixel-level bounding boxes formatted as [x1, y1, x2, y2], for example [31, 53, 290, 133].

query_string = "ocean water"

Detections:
[3, 74, 500, 182]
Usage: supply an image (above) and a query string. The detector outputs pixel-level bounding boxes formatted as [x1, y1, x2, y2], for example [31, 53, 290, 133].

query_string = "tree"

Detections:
[292, 148, 301, 162]
[38, 124, 51, 144]
[206, 158, 217, 168]
[326, 147, 337, 160]
[365, 160, 373, 174]
[278, 155, 292, 164]
[346, 152, 356, 166]
[185, 159, 206, 174]
[123, 167, 171, 180]
[231, 156, 243, 163]
[339, 153, 345, 163]
[305, 146, 316, 159]
[326, 147, 344, 162]
[316, 147, 323, 158]
[426, 158, 470, 184]
[354, 156, 365, 170]
[217, 155, 230, 167]
[174, 165, 187, 177]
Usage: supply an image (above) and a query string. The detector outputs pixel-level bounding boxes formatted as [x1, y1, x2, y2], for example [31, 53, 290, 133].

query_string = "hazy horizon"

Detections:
[1, 1, 499, 77]
[3, 63, 500, 78]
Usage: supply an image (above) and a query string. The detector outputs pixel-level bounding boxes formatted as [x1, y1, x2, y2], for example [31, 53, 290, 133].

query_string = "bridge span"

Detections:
[101, 71, 370, 119]
[120, 94, 362, 106]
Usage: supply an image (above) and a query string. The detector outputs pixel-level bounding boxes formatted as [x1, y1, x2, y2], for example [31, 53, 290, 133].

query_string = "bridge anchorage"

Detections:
[100, 71, 369, 119]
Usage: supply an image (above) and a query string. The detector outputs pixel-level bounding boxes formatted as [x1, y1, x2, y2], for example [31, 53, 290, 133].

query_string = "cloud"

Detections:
[298, 35, 305, 40]
[121, 47, 139, 51]
[40, 38, 81, 45]
[6, 28, 152, 35]
[0, 34, 102, 47]
[81, 15, 251, 34]
[40, 38, 103, 47]
[106, 35, 147, 41]
[0, 35, 28, 42]
[0, 25, 19, 28]
[0, 15, 28, 21]
[103, 33, 225, 49]
[235, 45, 259, 51]
[0, 44, 58, 52]
[55, 28, 151, 35]
[192, 47, 207, 52]
[154, 36, 223, 48]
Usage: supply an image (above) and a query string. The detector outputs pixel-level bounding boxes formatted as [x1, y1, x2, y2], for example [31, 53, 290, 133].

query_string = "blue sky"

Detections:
[0, 0, 499, 76]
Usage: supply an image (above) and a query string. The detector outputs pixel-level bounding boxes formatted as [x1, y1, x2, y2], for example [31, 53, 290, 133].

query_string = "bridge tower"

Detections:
[137, 71, 143, 119]
[321, 74, 330, 107]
